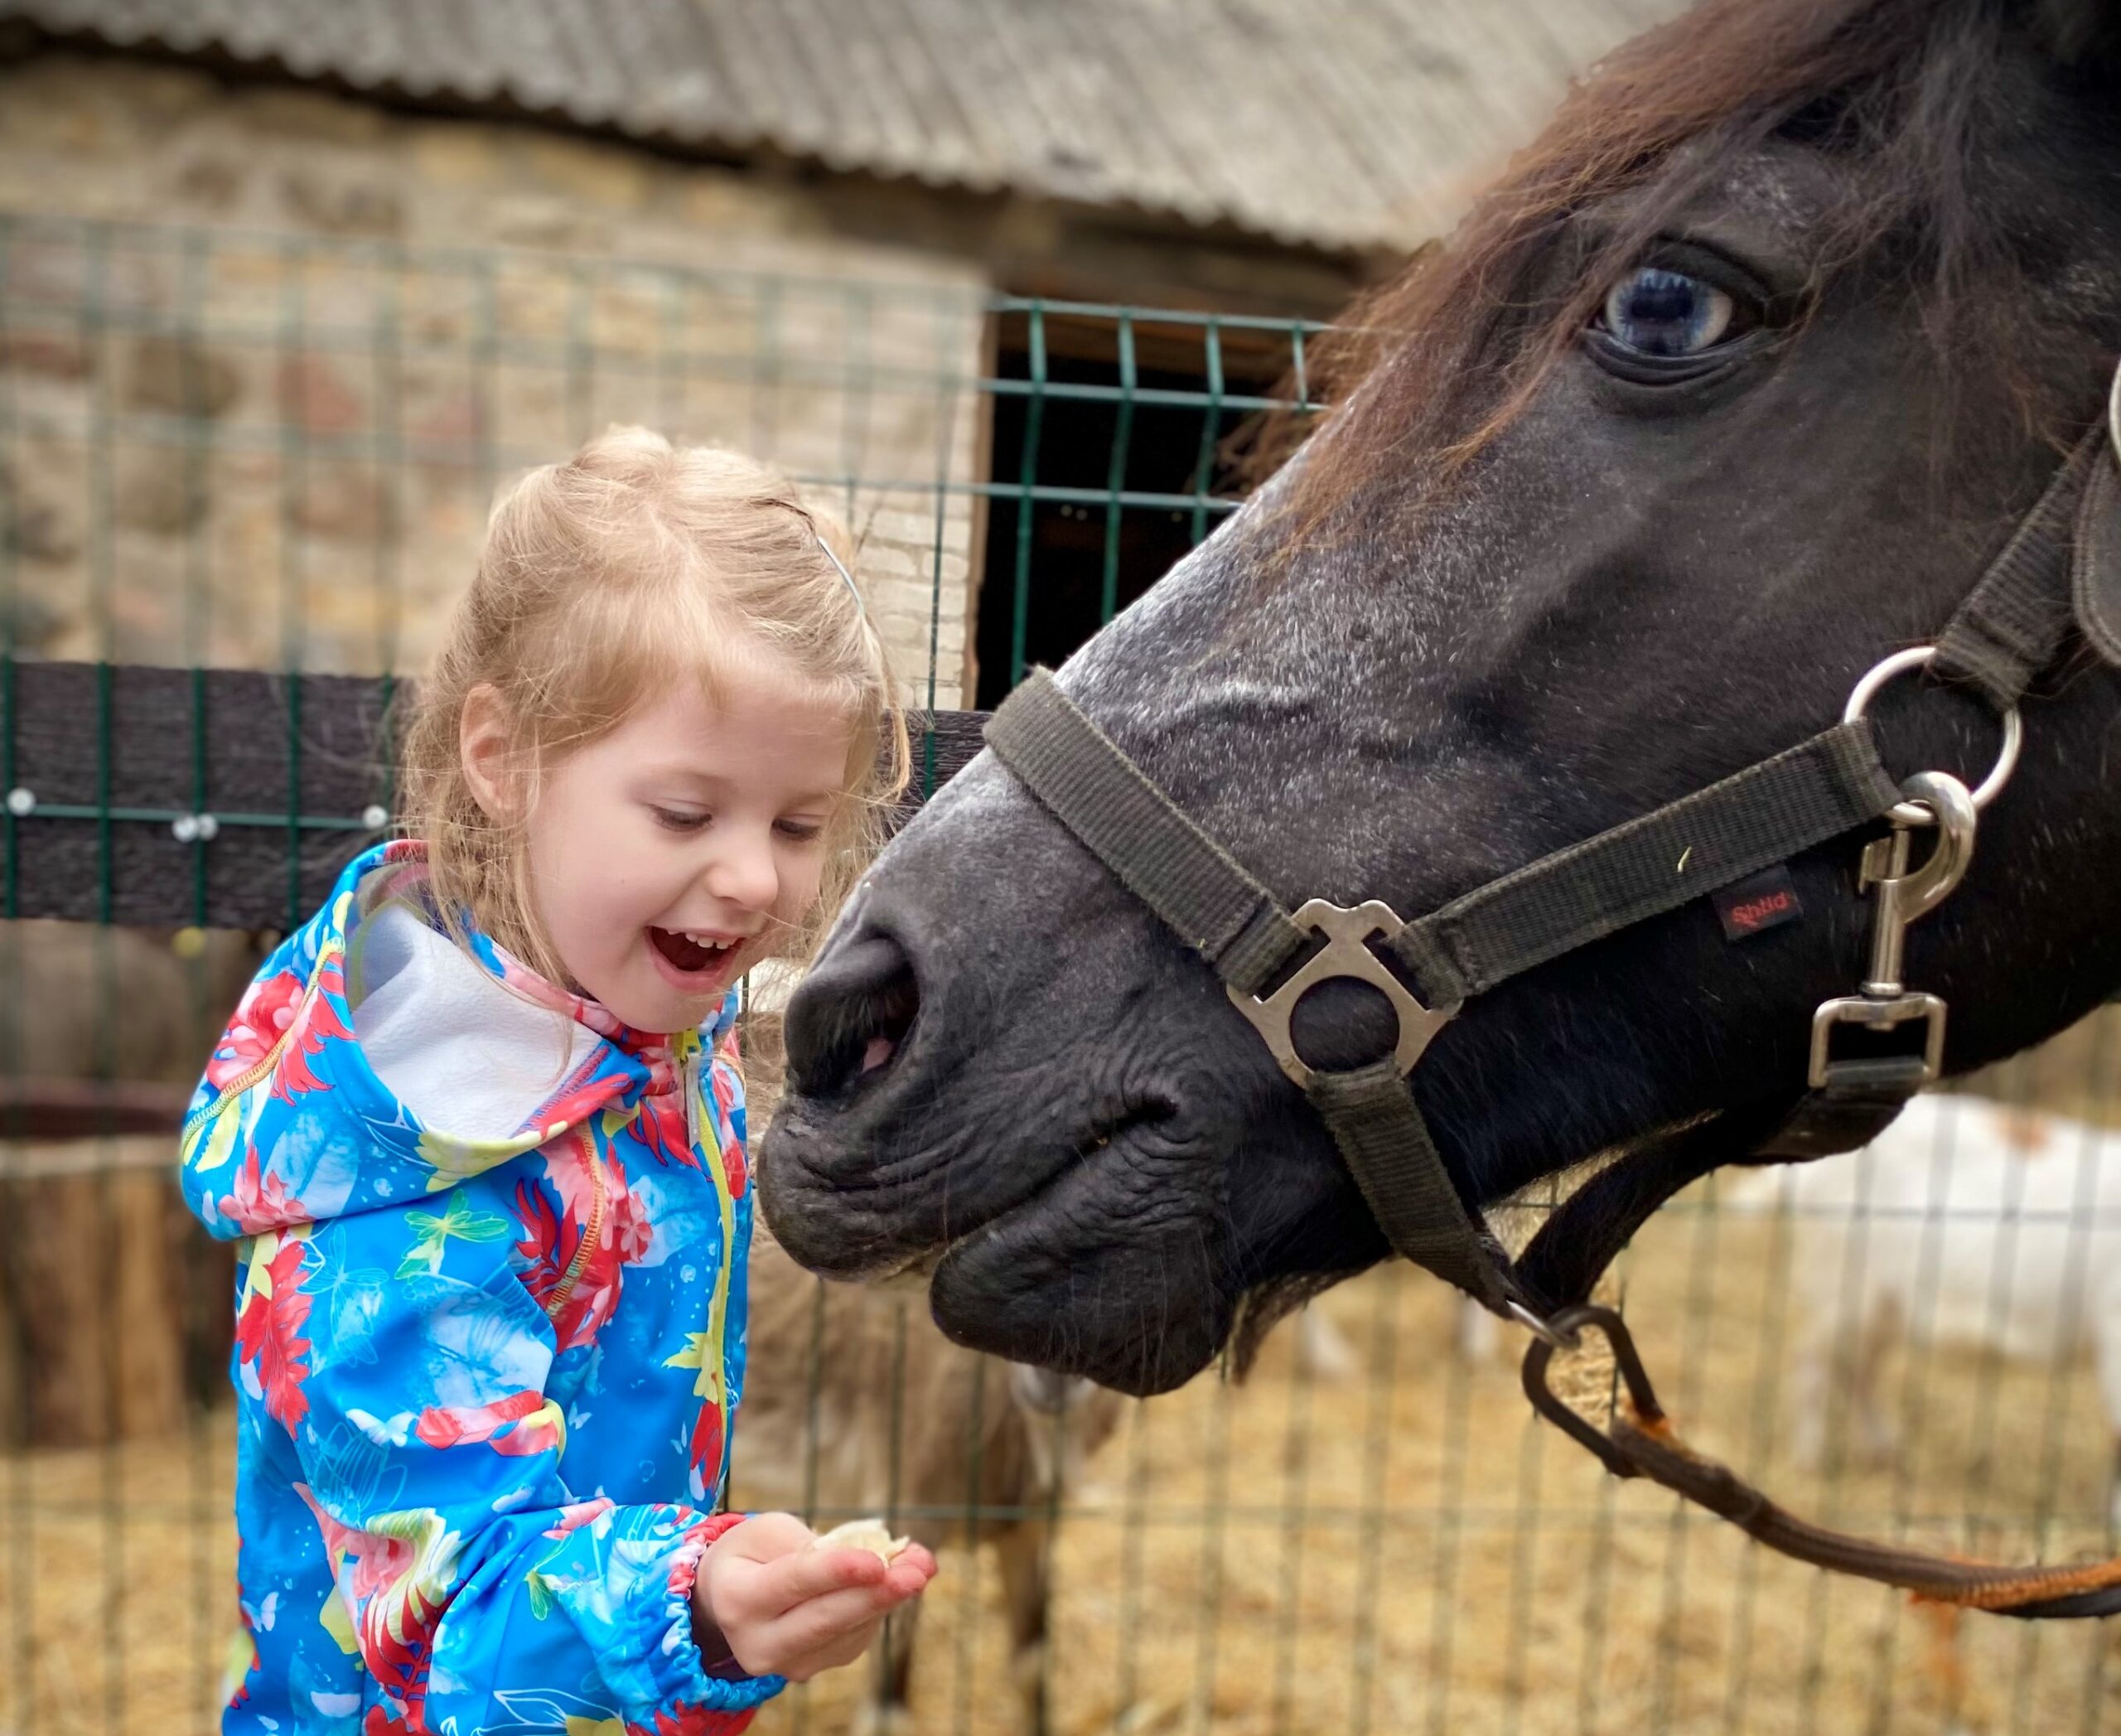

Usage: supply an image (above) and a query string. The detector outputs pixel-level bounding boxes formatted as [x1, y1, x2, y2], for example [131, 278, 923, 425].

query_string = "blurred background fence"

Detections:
[3, 7, 2121, 1735]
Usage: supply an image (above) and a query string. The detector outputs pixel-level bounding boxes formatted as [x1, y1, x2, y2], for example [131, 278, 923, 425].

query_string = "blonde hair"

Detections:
[401, 425, 910, 986]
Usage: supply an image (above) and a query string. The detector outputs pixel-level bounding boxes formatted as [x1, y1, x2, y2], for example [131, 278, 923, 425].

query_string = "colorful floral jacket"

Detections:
[180, 841, 780, 1735]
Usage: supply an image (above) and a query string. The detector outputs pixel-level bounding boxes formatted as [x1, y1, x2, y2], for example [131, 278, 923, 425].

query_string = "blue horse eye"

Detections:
[1600, 267, 1736, 358]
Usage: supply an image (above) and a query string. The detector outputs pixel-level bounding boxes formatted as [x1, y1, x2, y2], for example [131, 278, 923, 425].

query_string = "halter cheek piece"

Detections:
[984, 361, 2121, 1620]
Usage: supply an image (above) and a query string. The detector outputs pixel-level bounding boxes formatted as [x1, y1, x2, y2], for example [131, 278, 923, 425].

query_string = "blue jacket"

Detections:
[180, 842, 780, 1735]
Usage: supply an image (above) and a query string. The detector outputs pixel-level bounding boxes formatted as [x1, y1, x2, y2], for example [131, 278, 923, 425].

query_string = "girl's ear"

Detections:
[459, 684, 524, 824]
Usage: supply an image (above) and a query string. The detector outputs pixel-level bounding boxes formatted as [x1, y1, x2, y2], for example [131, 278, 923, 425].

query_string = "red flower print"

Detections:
[413, 1388, 546, 1451]
[629, 1702, 756, 1735]
[513, 1178, 568, 1320]
[632, 1087, 695, 1171]
[529, 1066, 620, 1143]
[611, 1180, 653, 1265]
[234, 1237, 313, 1429]
[205, 967, 307, 1090]
[542, 1497, 615, 1541]
[515, 1138, 645, 1352]
[272, 954, 354, 1103]
[215, 1148, 302, 1234]
[687, 1400, 725, 1493]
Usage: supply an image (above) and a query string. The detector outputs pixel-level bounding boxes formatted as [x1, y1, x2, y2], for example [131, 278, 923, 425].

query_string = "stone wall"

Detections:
[0, 56, 988, 703]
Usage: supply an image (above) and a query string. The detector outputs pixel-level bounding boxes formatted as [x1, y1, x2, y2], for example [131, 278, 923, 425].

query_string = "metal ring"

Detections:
[1843, 646, 2022, 824]
[1507, 1298, 1578, 1351]
[2109, 353, 2120, 470]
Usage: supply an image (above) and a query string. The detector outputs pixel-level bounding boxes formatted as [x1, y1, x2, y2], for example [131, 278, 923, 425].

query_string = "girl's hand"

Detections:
[695, 1511, 938, 1683]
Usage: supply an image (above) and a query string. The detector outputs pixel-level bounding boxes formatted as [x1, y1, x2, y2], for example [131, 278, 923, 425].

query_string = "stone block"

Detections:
[0, 331, 89, 380]
[515, 135, 653, 213]
[278, 352, 365, 436]
[292, 464, 385, 543]
[279, 167, 405, 238]
[1, 460, 84, 564]
[237, 88, 391, 147]
[409, 123, 507, 190]
[115, 445, 209, 535]
[124, 336, 243, 419]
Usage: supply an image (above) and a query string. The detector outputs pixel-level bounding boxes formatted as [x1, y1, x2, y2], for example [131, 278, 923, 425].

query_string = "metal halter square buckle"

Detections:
[1225, 899, 1457, 1090]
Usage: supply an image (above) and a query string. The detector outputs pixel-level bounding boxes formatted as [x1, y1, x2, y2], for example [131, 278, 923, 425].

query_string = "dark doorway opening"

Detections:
[971, 312, 1293, 711]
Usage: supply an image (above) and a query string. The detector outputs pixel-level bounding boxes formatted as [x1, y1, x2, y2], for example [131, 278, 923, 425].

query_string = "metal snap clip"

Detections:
[1806, 769, 1975, 1089]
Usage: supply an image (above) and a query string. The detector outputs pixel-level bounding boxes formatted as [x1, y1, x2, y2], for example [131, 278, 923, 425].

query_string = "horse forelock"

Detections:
[1261, 0, 2117, 533]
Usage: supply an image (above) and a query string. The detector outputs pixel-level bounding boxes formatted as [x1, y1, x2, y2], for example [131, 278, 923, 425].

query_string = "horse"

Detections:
[759, 0, 2121, 1437]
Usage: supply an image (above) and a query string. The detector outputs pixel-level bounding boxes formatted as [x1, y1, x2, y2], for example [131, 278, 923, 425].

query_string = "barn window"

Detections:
[969, 307, 1302, 711]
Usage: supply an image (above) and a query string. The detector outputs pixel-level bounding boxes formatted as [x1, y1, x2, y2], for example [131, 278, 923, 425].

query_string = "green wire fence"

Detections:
[3, 214, 2120, 1736]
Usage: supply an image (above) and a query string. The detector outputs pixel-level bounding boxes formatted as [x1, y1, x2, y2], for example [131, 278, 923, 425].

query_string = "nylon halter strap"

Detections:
[987, 672, 1899, 1314]
[984, 391, 2121, 1619]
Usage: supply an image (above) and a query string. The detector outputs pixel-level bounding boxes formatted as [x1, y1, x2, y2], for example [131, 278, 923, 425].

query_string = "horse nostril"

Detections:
[784, 931, 921, 1096]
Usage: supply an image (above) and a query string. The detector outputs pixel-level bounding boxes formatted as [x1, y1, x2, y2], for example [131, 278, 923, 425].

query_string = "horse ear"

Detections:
[2033, 0, 2121, 64]
[2074, 454, 2121, 666]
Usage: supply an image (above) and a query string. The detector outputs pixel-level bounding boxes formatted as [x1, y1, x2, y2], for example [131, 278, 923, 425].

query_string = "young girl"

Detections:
[181, 428, 935, 1734]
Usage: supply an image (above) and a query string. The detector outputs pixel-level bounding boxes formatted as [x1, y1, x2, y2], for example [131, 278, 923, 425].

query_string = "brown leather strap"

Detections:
[1522, 1305, 2121, 1618]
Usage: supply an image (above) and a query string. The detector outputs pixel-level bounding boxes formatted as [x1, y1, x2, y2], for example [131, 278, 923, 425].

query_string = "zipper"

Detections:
[544, 1127, 606, 1324]
[183, 955, 330, 1133]
[684, 1053, 701, 1156]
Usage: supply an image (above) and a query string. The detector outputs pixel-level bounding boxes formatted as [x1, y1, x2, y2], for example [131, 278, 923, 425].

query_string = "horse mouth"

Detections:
[763, 1095, 1172, 1269]
[763, 1095, 1231, 1391]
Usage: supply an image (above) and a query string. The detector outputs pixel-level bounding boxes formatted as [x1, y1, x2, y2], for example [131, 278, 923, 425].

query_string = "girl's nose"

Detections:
[703, 827, 780, 914]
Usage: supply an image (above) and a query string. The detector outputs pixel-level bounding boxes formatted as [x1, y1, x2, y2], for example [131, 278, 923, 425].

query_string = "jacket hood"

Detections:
[180, 841, 732, 1241]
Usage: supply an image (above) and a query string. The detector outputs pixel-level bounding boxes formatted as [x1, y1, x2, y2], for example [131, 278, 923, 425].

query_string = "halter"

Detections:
[983, 364, 2121, 1618]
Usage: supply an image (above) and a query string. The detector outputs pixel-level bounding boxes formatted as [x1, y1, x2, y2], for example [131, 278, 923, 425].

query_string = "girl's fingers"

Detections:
[879, 1559, 935, 1603]
[764, 1583, 912, 1659]
[782, 1624, 879, 1683]
[751, 1545, 888, 1616]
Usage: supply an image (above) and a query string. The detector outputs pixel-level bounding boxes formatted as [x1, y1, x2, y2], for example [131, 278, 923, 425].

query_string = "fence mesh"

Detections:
[2, 214, 2118, 1736]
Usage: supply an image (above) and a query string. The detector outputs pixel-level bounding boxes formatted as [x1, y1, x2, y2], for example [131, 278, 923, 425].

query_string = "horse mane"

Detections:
[1251, 0, 2084, 521]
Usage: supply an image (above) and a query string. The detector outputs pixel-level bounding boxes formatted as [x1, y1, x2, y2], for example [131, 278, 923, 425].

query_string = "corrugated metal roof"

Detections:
[0, 0, 1691, 254]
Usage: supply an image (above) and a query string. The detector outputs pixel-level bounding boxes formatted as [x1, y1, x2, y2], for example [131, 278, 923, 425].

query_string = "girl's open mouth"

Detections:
[647, 925, 742, 987]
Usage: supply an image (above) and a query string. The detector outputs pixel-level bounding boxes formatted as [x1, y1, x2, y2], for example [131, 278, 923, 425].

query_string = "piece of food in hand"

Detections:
[811, 1517, 911, 1565]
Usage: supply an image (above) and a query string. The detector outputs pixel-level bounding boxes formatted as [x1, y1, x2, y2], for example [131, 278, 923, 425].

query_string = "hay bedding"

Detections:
[15, 1196, 2121, 1736]
[16, 1008, 2121, 1732]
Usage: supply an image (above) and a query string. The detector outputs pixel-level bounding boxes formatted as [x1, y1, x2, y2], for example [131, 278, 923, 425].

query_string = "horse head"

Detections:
[763, 0, 2121, 1395]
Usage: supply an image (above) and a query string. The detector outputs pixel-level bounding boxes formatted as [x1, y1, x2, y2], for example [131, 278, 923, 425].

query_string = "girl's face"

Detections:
[468, 652, 857, 1035]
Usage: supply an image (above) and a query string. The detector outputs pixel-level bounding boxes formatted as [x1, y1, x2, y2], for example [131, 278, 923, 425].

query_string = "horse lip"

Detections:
[762, 1095, 1185, 1285]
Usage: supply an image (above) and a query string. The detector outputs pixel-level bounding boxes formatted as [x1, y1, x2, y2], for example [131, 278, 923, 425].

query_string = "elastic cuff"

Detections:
[659, 1512, 785, 1714]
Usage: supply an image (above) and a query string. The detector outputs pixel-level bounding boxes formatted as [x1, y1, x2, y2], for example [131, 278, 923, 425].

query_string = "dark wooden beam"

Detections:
[0, 660, 988, 931]
[0, 1079, 193, 1145]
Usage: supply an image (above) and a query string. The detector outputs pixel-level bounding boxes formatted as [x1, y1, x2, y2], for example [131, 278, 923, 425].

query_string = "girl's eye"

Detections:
[775, 820, 826, 843]
[1597, 267, 1739, 358]
[651, 806, 709, 833]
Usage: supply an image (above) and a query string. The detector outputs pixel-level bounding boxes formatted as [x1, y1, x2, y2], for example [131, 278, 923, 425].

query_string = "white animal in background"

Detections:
[1735, 1093, 2121, 1483]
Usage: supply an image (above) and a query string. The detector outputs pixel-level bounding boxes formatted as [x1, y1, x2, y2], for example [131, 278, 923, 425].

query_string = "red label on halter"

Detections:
[1713, 867, 1803, 941]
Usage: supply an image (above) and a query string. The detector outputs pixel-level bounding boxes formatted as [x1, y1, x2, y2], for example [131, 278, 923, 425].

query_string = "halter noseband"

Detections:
[983, 370, 2121, 1618]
